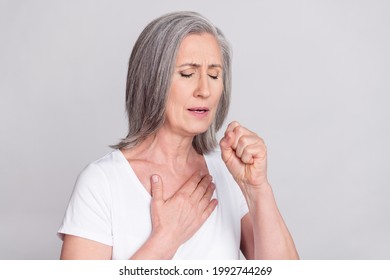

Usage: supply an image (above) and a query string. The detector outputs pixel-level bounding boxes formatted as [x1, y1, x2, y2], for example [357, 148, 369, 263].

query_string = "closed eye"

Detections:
[208, 74, 219, 80]
[180, 73, 194, 78]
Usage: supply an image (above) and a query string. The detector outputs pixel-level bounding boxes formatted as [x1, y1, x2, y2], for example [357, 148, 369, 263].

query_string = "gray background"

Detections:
[1, 0, 389, 259]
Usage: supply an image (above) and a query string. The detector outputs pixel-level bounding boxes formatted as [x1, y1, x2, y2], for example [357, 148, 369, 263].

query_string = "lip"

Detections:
[187, 107, 210, 118]
[188, 107, 210, 112]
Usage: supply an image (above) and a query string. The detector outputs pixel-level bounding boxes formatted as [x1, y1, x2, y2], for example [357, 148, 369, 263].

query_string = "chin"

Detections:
[186, 125, 210, 137]
[195, 128, 209, 136]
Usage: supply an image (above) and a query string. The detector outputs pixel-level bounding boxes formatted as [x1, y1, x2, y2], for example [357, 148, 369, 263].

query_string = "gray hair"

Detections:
[112, 11, 232, 154]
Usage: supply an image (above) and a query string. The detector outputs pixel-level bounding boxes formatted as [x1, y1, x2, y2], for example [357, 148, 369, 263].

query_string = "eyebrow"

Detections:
[177, 63, 222, 69]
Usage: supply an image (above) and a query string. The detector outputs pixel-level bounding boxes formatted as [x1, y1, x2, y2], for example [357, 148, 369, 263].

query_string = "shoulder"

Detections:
[75, 149, 125, 193]
[80, 149, 124, 178]
[89, 149, 124, 171]
[204, 148, 233, 183]
[204, 148, 226, 171]
[204, 148, 222, 159]
[204, 148, 222, 163]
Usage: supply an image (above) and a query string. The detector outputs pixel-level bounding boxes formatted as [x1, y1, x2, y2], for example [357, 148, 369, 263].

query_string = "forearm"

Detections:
[243, 183, 299, 260]
[130, 231, 179, 260]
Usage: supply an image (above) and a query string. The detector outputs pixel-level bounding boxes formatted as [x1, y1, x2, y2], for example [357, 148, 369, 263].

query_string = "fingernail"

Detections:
[152, 175, 159, 183]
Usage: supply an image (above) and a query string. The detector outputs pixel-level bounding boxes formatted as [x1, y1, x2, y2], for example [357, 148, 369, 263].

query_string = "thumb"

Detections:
[220, 132, 234, 162]
[150, 174, 164, 202]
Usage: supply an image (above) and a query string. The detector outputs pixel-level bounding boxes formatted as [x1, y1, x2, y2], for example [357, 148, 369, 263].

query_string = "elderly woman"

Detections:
[58, 11, 298, 260]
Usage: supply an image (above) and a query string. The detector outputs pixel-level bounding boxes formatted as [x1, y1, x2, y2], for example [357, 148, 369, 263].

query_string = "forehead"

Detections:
[176, 33, 222, 64]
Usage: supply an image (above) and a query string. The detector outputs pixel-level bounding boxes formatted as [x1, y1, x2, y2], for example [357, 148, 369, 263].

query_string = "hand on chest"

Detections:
[129, 160, 209, 201]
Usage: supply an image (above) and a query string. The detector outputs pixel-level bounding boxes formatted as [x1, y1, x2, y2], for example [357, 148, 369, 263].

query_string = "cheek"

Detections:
[169, 82, 192, 103]
[166, 94, 185, 118]
[213, 85, 224, 104]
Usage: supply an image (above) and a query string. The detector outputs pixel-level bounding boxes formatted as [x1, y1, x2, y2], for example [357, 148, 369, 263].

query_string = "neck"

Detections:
[127, 127, 200, 173]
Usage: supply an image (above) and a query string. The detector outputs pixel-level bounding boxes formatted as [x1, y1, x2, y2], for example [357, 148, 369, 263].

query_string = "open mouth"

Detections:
[188, 108, 209, 113]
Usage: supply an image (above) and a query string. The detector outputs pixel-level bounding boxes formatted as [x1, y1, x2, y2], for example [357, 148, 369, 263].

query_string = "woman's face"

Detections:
[164, 33, 224, 137]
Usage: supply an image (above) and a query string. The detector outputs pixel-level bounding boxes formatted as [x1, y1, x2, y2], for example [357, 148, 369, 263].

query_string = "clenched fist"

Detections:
[220, 121, 269, 191]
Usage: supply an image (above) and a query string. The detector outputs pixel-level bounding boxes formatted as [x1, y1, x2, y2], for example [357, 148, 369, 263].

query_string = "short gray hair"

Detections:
[112, 11, 232, 154]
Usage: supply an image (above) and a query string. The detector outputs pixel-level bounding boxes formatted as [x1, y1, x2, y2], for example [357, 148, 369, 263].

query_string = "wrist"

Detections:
[131, 229, 179, 260]
[148, 229, 180, 259]
[239, 181, 274, 207]
[239, 179, 272, 196]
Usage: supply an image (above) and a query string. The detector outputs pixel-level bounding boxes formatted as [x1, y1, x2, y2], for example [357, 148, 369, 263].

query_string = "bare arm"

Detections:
[221, 121, 299, 260]
[60, 235, 112, 260]
[240, 186, 299, 259]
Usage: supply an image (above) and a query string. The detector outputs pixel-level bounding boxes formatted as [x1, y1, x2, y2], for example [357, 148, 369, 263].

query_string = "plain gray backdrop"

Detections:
[1, 0, 389, 259]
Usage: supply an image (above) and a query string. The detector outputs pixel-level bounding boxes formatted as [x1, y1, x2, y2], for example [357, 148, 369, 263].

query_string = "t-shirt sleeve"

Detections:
[57, 163, 113, 246]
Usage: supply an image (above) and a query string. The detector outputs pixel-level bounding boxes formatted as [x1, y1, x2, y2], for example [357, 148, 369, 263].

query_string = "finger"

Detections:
[225, 121, 240, 134]
[221, 121, 241, 149]
[220, 131, 235, 163]
[241, 142, 267, 164]
[178, 171, 203, 196]
[220, 131, 233, 150]
[241, 149, 255, 164]
[201, 199, 218, 222]
[198, 182, 216, 209]
[150, 174, 164, 202]
[190, 174, 212, 202]
[235, 134, 258, 158]
[231, 125, 253, 150]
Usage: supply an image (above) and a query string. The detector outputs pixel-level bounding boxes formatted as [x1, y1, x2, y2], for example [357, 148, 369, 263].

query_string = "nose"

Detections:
[194, 74, 211, 98]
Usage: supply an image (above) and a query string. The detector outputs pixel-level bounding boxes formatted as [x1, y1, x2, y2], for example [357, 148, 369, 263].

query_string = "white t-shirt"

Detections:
[58, 149, 248, 259]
